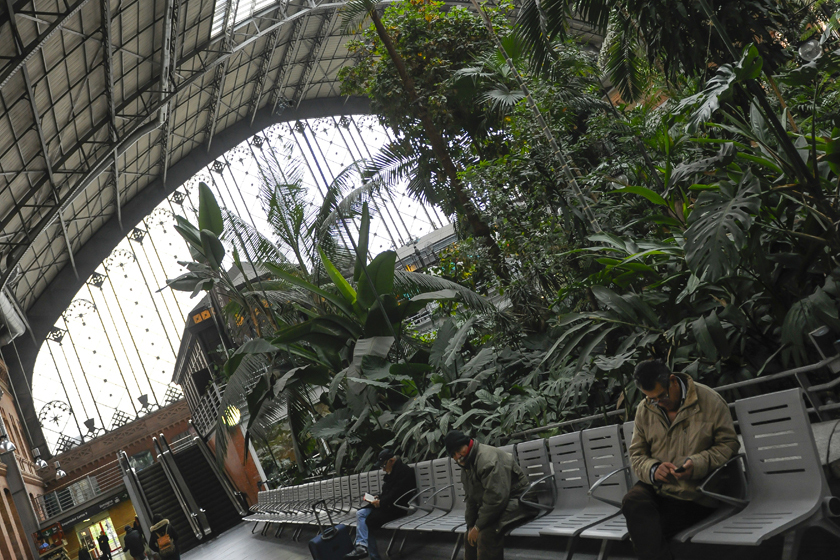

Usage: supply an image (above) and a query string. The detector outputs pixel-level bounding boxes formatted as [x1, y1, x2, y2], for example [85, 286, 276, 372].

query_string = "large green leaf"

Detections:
[676, 44, 763, 133]
[319, 247, 358, 308]
[684, 172, 761, 282]
[200, 229, 226, 271]
[354, 202, 371, 282]
[263, 262, 354, 318]
[198, 182, 224, 236]
[357, 250, 397, 311]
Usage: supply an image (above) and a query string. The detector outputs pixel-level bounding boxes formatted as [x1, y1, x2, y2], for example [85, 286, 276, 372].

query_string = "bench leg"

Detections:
[251, 522, 261, 534]
[261, 522, 271, 536]
[781, 529, 804, 560]
[274, 524, 284, 538]
[561, 536, 577, 560]
[397, 534, 408, 558]
[595, 540, 612, 560]
[386, 529, 399, 557]
[450, 534, 463, 560]
[293, 526, 303, 542]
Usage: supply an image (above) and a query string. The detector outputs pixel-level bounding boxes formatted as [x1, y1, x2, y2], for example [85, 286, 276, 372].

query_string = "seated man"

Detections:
[444, 430, 534, 560]
[346, 448, 416, 560]
[623, 359, 740, 560]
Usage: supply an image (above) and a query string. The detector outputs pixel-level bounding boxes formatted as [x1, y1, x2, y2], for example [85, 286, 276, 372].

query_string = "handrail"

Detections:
[186, 432, 248, 516]
[510, 354, 840, 439]
[153, 437, 208, 539]
[118, 450, 153, 543]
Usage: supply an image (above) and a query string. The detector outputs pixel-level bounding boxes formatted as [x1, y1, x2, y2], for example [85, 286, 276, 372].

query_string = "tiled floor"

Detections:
[181, 523, 311, 560]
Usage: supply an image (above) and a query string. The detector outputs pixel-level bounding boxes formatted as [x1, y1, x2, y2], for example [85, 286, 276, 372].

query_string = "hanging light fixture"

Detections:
[33, 448, 48, 469]
[798, 39, 823, 62]
[0, 418, 16, 453]
[54, 461, 66, 479]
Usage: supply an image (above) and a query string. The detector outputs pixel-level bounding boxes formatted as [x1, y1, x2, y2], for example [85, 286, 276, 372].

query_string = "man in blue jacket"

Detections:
[346, 448, 416, 560]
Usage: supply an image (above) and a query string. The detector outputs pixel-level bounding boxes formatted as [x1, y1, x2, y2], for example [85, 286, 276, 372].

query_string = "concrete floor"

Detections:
[178, 519, 840, 560]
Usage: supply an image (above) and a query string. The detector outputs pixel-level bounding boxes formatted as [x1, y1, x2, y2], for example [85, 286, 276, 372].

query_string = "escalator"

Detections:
[120, 434, 245, 553]
[135, 462, 201, 553]
[172, 442, 243, 535]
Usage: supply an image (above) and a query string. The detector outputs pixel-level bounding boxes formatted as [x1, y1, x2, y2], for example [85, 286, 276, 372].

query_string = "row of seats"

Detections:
[246, 389, 840, 560]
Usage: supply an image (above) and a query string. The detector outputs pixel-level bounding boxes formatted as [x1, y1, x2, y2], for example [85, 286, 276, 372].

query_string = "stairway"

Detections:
[173, 443, 242, 536]
[135, 462, 201, 553]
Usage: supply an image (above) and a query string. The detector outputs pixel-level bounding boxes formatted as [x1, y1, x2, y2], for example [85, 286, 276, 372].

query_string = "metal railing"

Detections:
[510, 354, 840, 440]
[34, 459, 123, 522]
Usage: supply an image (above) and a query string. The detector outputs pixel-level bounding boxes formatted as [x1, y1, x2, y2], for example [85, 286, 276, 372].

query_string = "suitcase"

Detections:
[308, 499, 354, 560]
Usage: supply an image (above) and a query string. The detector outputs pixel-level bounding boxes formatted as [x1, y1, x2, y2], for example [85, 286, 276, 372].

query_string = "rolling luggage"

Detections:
[308, 499, 354, 560]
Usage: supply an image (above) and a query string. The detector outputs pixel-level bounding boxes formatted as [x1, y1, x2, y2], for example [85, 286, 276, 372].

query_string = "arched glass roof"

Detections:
[29, 115, 448, 453]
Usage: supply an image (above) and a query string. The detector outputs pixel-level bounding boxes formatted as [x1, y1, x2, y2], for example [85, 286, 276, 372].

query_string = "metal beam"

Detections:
[0, 2, 353, 289]
[293, 9, 338, 108]
[0, 0, 92, 90]
[157, 0, 181, 187]
[4, 0, 80, 280]
[203, 0, 241, 151]
[100, 0, 121, 228]
[247, 26, 281, 126]
[268, 16, 305, 114]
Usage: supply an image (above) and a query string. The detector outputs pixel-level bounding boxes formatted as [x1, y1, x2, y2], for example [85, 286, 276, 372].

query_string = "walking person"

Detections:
[97, 531, 111, 560]
[123, 525, 146, 560]
[622, 359, 740, 560]
[149, 513, 180, 560]
[444, 430, 535, 560]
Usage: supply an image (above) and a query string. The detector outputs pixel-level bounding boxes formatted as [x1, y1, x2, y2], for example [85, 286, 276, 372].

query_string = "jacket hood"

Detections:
[150, 519, 170, 531]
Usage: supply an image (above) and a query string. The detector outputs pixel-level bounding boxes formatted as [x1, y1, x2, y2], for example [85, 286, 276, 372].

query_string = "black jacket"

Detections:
[149, 519, 180, 554]
[97, 534, 110, 551]
[123, 529, 145, 556]
[78, 548, 93, 560]
[378, 459, 416, 510]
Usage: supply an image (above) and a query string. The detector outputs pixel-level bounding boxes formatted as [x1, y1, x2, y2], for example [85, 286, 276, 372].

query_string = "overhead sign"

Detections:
[58, 489, 130, 529]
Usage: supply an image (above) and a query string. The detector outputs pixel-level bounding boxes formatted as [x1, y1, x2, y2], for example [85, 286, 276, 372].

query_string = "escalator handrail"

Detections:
[118, 450, 154, 542]
[153, 437, 208, 540]
[188, 434, 248, 516]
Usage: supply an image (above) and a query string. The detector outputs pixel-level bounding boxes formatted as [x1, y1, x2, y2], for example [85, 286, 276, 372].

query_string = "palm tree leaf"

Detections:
[393, 271, 498, 316]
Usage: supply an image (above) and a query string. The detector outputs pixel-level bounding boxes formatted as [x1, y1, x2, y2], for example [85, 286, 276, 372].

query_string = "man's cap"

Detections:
[444, 430, 471, 457]
[374, 448, 395, 468]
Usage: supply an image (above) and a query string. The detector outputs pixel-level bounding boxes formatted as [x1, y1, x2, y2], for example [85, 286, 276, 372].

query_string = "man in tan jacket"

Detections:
[622, 359, 739, 560]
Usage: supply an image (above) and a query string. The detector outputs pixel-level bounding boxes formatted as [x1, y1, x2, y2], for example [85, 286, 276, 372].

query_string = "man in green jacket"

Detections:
[444, 430, 534, 560]
[623, 359, 740, 560]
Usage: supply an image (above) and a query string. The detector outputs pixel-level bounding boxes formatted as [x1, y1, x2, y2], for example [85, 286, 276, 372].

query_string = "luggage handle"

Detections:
[311, 499, 338, 539]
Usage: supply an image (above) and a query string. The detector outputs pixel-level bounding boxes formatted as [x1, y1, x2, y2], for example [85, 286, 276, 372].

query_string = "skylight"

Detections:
[212, 0, 279, 39]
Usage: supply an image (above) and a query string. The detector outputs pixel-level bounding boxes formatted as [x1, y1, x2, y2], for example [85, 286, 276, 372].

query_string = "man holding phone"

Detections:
[345, 449, 416, 560]
[623, 359, 740, 560]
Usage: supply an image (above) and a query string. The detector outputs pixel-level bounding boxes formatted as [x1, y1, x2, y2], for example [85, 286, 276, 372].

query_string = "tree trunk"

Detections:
[368, 9, 509, 280]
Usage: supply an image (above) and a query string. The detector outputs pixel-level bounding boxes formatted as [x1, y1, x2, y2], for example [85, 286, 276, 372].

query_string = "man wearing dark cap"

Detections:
[345, 448, 416, 559]
[444, 430, 533, 560]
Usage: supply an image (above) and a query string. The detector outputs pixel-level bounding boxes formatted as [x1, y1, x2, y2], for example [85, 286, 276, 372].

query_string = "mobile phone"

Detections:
[674, 465, 686, 473]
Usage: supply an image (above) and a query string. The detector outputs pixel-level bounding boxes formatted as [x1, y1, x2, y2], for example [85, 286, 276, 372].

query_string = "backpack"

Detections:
[156, 527, 176, 558]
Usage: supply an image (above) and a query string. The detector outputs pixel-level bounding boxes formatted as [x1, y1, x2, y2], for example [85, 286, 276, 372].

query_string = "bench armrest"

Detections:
[518, 474, 556, 512]
[426, 484, 456, 511]
[393, 486, 435, 512]
[698, 453, 748, 508]
[588, 466, 630, 509]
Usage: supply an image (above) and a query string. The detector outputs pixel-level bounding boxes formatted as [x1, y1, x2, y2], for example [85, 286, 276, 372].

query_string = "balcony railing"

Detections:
[34, 459, 123, 522]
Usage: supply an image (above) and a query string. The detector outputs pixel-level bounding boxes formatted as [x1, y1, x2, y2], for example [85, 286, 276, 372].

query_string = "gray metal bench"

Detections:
[509, 432, 589, 538]
[690, 388, 840, 558]
[539, 425, 628, 559]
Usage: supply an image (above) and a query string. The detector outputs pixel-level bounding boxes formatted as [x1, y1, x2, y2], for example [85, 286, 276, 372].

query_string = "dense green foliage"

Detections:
[167, 1, 840, 481]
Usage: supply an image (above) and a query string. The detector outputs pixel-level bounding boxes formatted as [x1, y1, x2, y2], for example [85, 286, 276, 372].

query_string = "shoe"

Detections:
[344, 544, 369, 559]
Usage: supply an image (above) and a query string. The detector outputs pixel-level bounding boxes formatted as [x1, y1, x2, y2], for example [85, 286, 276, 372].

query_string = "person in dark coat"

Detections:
[77, 546, 93, 560]
[345, 449, 417, 560]
[96, 532, 111, 560]
[149, 513, 180, 560]
[445, 430, 535, 560]
[123, 525, 145, 560]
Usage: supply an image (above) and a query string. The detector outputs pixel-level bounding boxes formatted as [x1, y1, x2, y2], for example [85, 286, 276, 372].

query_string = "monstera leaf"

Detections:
[685, 172, 760, 282]
[676, 44, 763, 133]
